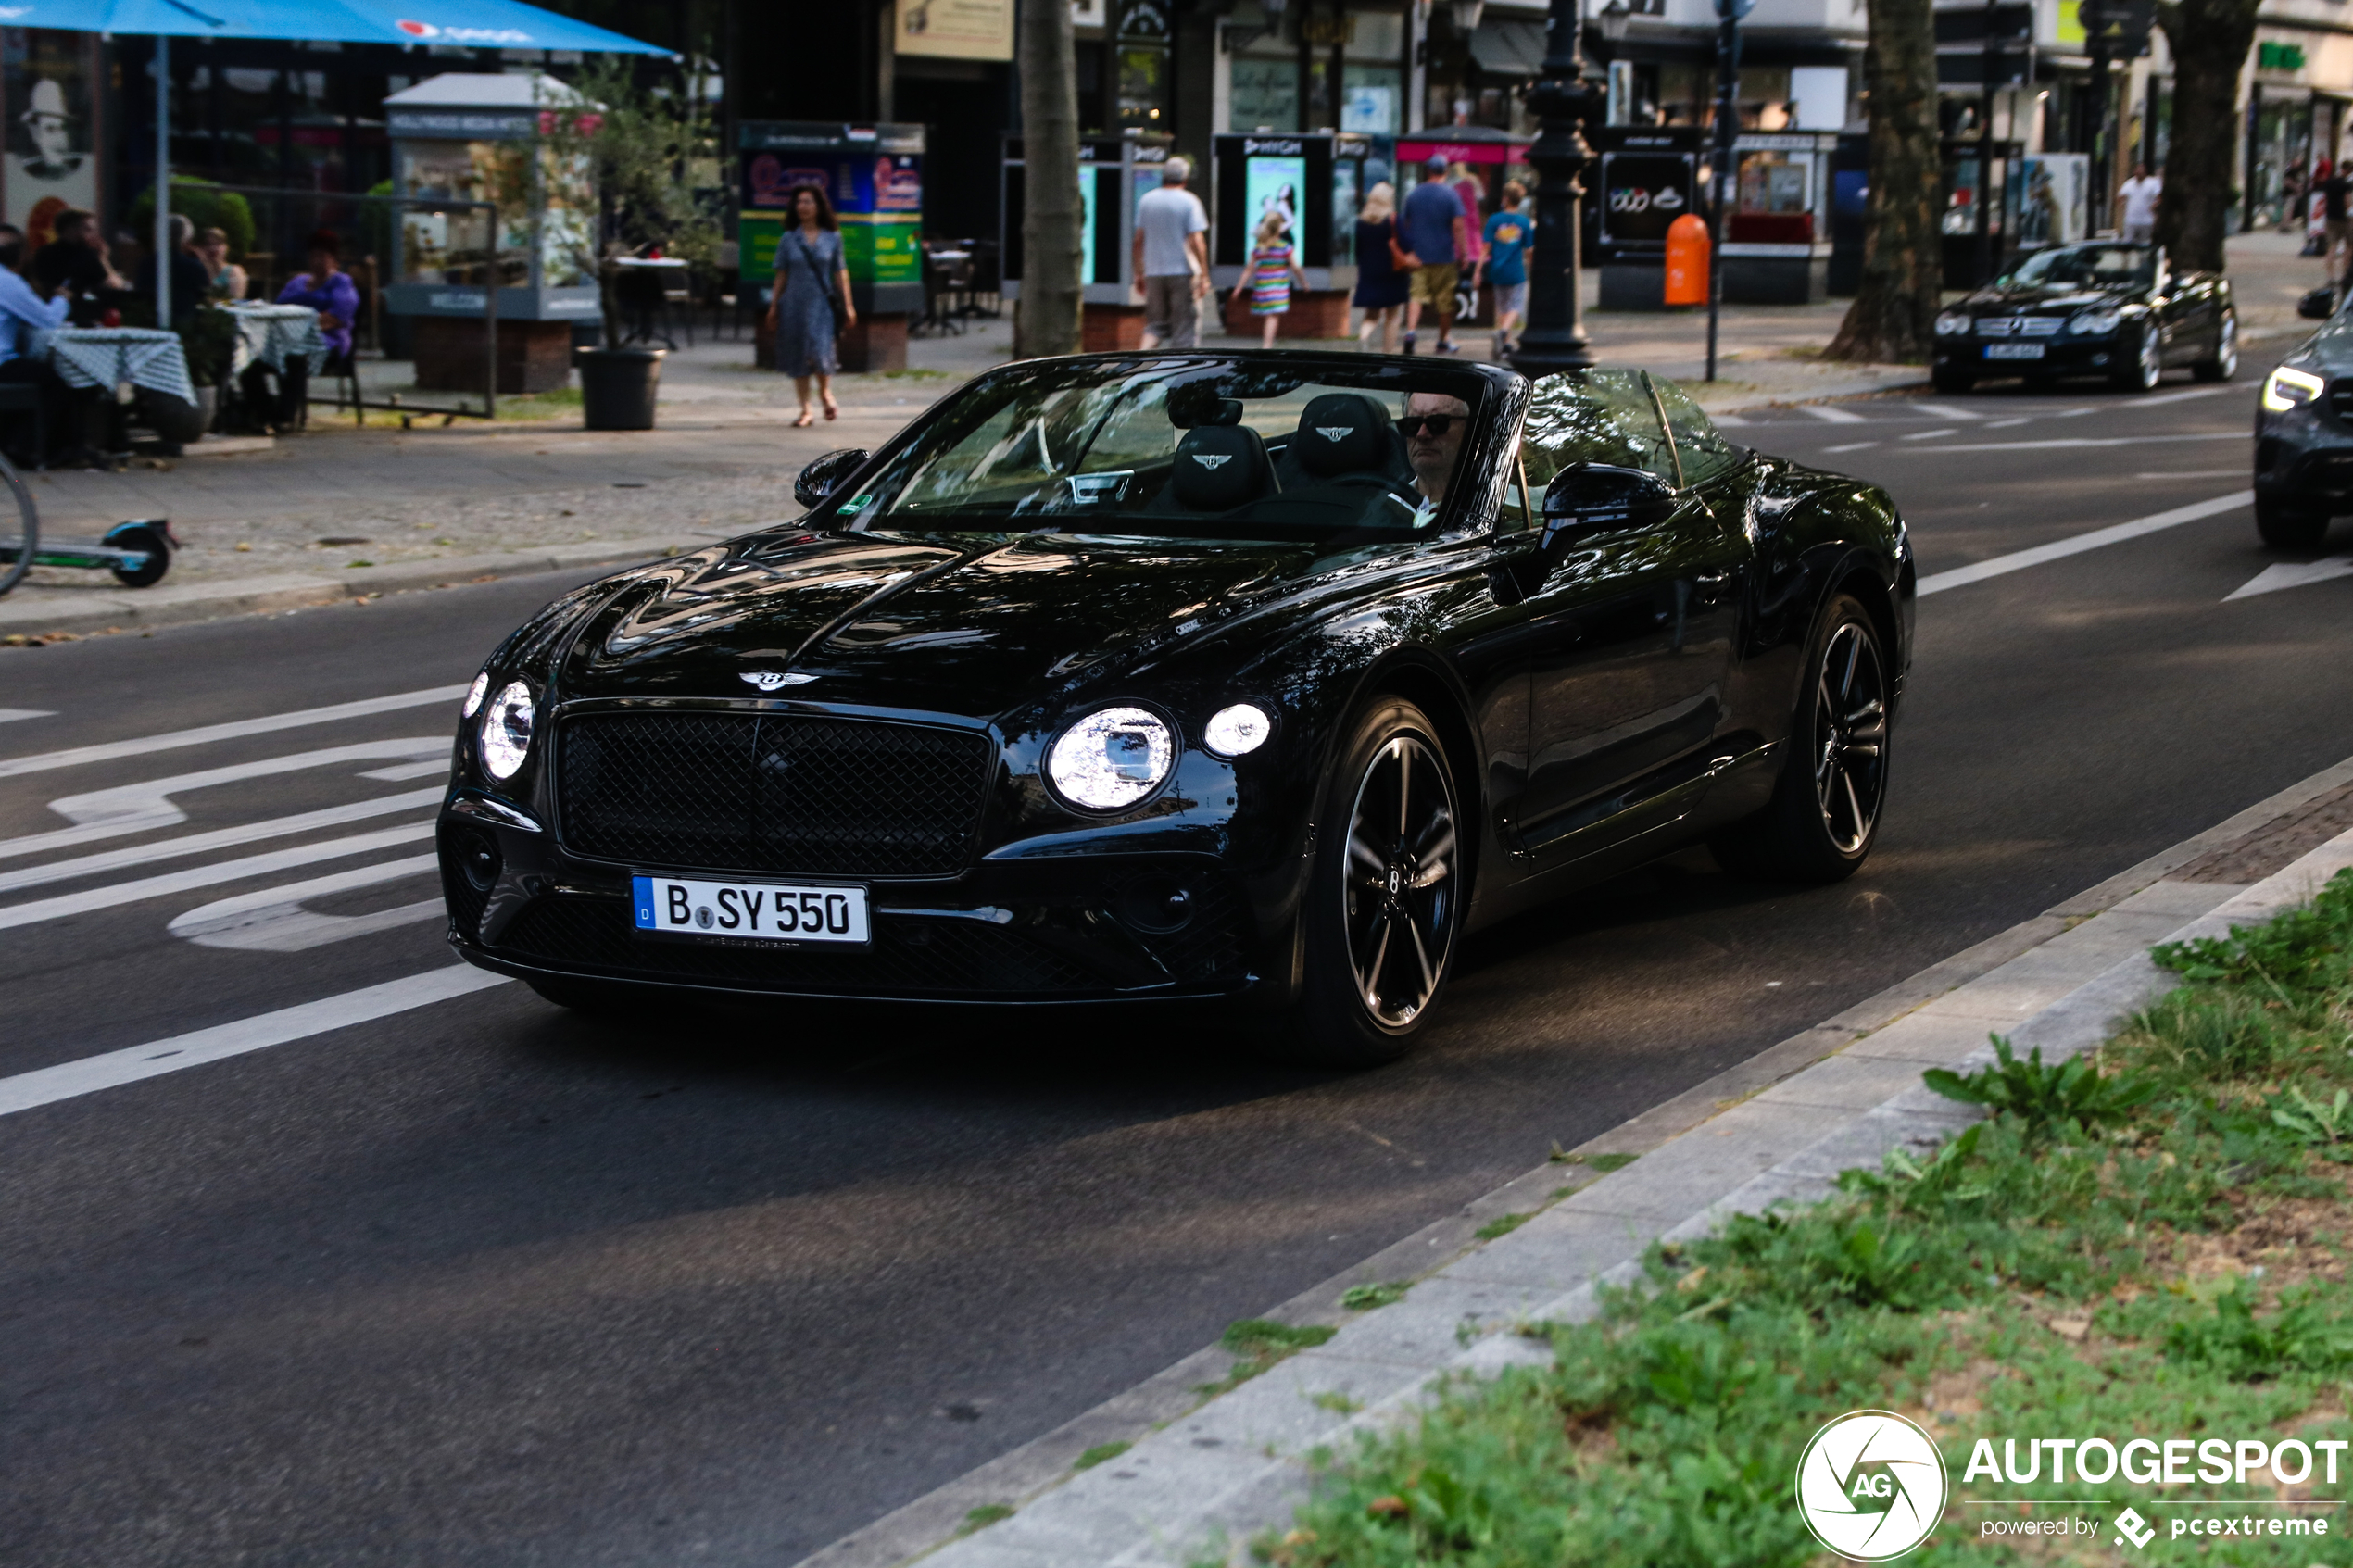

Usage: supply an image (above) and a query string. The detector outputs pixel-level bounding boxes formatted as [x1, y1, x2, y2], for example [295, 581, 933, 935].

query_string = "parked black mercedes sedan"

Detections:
[438, 353, 1914, 1063]
[2256, 304, 2353, 548]
[1931, 241, 2237, 394]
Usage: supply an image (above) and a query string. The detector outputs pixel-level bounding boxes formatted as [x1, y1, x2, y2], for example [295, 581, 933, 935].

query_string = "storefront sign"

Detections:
[897, 0, 1013, 61]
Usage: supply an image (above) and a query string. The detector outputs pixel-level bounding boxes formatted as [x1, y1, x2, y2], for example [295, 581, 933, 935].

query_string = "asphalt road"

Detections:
[6, 369, 2345, 1566]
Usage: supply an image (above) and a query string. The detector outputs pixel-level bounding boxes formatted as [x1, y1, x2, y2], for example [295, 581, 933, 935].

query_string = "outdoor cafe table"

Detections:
[39, 326, 196, 408]
[224, 302, 329, 377]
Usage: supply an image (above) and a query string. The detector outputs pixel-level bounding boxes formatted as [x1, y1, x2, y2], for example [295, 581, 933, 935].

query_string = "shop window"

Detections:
[1341, 65, 1400, 132]
[1231, 56, 1301, 132]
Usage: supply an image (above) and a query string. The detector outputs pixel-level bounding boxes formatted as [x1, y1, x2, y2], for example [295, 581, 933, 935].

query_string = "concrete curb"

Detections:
[0, 534, 712, 641]
[887, 829, 2353, 1568]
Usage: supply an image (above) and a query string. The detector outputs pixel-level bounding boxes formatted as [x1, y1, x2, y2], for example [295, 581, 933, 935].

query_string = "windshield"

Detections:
[2004, 244, 2155, 290]
[819, 358, 1491, 540]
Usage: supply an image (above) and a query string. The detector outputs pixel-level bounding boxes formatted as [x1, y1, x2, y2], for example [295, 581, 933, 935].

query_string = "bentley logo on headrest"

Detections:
[741, 671, 819, 691]
[1192, 453, 1232, 470]
[1316, 426, 1353, 441]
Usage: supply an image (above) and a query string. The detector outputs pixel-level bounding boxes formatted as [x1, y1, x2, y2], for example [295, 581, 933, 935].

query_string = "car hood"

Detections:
[1962, 282, 2136, 313]
[558, 528, 1317, 719]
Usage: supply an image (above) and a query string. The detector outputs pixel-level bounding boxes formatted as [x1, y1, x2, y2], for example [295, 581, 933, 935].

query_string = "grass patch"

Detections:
[1194, 1319, 1343, 1399]
[959, 1504, 1013, 1534]
[1076, 1440, 1131, 1471]
[1343, 1282, 1411, 1311]
[1261, 870, 2353, 1567]
[1474, 1212, 1531, 1241]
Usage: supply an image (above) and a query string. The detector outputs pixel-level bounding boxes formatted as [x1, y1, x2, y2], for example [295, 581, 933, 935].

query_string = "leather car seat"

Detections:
[1275, 394, 1414, 492]
[1148, 423, 1277, 514]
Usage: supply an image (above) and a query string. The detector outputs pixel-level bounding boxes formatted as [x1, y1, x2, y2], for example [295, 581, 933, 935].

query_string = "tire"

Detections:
[106, 522, 170, 587]
[1710, 595, 1891, 884]
[2193, 309, 2239, 382]
[1931, 366, 1976, 395]
[1278, 698, 1466, 1067]
[2111, 321, 2163, 393]
[2256, 494, 2330, 550]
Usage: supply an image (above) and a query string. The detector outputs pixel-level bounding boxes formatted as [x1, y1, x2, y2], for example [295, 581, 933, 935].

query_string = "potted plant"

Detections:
[171, 302, 240, 440]
[532, 60, 721, 431]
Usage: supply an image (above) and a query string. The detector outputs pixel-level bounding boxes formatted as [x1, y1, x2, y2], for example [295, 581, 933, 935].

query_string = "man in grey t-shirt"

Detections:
[1132, 156, 1210, 348]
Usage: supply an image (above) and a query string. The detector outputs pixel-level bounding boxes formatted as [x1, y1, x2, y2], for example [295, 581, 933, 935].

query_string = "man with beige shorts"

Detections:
[1132, 157, 1210, 349]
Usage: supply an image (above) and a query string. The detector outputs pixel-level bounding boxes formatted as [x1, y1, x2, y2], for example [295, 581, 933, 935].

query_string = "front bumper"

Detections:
[438, 806, 1287, 1005]
[1932, 334, 2124, 377]
[2257, 398, 2353, 508]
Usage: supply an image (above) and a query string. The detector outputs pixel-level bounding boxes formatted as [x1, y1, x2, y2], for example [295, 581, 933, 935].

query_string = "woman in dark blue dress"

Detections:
[763, 184, 857, 426]
[1352, 182, 1408, 354]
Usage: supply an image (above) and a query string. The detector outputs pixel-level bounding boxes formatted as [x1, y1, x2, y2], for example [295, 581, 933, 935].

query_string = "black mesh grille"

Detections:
[495, 895, 1103, 995]
[2330, 379, 2353, 420]
[558, 711, 994, 877]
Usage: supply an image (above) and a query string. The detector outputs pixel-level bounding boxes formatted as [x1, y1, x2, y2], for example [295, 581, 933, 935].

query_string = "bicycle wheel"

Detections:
[0, 449, 32, 597]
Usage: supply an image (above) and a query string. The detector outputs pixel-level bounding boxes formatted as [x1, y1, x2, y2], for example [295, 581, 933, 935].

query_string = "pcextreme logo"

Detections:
[1795, 1410, 1951, 1561]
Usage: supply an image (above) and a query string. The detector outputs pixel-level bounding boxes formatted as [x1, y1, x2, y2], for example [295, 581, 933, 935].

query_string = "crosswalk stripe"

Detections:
[0, 684, 468, 781]
[0, 966, 511, 1117]
[0, 787, 443, 897]
[1908, 403, 1982, 420]
[0, 822, 436, 933]
[1801, 404, 1867, 423]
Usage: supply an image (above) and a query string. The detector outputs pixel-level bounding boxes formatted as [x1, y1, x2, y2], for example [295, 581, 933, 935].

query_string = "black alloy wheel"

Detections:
[2256, 493, 2331, 551]
[1287, 698, 1463, 1066]
[1712, 594, 1890, 884]
[2193, 309, 2239, 383]
[2114, 321, 2164, 393]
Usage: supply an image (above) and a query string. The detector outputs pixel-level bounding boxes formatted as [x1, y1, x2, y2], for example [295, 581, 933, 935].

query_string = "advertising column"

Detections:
[740, 121, 926, 373]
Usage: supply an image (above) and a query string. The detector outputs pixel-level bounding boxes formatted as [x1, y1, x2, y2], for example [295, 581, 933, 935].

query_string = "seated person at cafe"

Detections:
[0, 232, 74, 464]
[276, 230, 358, 362]
[34, 207, 124, 327]
[165, 214, 211, 328]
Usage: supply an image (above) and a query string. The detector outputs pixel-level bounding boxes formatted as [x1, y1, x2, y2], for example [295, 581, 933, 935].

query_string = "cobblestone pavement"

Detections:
[7, 231, 2313, 601]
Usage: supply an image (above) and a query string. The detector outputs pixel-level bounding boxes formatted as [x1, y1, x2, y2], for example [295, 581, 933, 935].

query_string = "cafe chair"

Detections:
[0, 381, 51, 470]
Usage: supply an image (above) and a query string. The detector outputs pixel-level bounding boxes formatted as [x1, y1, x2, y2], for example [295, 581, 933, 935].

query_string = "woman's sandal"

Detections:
[793, 409, 815, 428]
[823, 398, 838, 421]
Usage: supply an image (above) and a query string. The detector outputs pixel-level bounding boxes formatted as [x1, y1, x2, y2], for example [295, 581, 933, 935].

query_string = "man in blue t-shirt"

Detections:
[1396, 153, 1470, 355]
[1476, 181, 1532, 361]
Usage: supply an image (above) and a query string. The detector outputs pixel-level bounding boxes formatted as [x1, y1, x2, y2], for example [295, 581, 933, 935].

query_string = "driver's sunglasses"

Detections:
[1398, 414, 1456, 437]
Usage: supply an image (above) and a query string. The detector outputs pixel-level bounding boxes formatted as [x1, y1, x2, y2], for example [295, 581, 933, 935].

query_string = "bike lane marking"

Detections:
[0, 966, 512, 1118]
[0, 822, 435, 933]
[1917, 491, 2254, 597]
[0, 684, 467, 781]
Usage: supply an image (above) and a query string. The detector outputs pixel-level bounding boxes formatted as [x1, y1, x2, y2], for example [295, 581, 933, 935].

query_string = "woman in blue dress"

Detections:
[1352, 182, 1408, 353]
[763, 184, 857, 426]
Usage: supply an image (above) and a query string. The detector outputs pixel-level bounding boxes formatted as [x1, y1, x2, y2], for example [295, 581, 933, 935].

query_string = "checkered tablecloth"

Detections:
[38, 327, 196, 408]
[225, 303, 329, 377]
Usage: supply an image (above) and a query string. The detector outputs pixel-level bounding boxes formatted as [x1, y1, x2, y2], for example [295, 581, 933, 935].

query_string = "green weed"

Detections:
[1922, 1035, 2158, 1137]
[959, 1503, 1013, 1533]
[1474, 1213, 1529, 1241]
[1075, 1440, 1131, 1471]
[1341, 1282, 1409, 1311]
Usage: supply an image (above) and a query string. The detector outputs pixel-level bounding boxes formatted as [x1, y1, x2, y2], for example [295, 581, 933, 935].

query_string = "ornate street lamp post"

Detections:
[1510, 0, 1597, 376]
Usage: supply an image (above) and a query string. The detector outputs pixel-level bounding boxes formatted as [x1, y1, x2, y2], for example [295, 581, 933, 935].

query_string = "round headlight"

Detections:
[1203, 703, 1273, 757]
[1933, 310, 1970, 336]
[1047, 706, 1174, 810]
[461, 672, 489, 718]
[478, 681, 535, 780]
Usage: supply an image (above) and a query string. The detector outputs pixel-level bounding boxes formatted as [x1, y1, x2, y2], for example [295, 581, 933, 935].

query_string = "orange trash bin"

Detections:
[1665, 213, 1710, 307]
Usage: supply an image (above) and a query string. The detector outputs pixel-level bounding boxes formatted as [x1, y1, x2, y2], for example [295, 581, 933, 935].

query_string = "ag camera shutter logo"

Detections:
[1795, 1410, 1948, 1560]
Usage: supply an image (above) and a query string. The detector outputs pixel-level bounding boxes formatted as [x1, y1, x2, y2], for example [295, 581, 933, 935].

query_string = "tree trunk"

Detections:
[2155, 0, 2259, 271]
[1015, 0, 1083, 359]
[1823, 0, 1941, 362]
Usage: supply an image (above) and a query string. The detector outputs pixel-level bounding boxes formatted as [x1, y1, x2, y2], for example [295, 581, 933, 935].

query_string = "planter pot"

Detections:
[577, 346, 666, 431]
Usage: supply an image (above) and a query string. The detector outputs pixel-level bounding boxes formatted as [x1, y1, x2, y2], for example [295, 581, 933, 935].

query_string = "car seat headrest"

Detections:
[1292, 394, 1391, 478]
[1168, 423, 1273, 510]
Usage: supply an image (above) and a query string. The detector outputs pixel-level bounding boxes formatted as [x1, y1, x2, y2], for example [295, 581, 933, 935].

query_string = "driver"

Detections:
[1402, 391, 1470, 508]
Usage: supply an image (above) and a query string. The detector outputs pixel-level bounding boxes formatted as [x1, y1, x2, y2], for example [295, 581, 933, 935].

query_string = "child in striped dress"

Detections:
[1234, 209, 1309, 347]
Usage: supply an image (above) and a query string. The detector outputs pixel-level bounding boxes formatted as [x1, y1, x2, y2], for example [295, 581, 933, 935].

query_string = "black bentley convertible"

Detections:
[439, 354, 1913, 1063]
[1931, 241, 2237, 394]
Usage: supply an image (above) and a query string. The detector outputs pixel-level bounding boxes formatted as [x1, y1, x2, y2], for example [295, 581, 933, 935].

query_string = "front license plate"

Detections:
[1984, 343, 2045, 360]
[632, 874, 870, 945]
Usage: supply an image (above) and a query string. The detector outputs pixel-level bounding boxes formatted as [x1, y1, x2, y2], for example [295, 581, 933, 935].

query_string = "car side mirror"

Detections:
[1541, 462, 1676, 553]
[796, 448, 871, 510]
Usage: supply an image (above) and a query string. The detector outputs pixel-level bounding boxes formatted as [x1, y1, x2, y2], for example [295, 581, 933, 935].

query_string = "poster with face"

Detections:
[4, 30, 96, 247]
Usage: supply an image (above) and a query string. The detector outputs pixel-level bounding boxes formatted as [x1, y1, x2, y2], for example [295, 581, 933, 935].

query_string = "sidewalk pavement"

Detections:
[836, 757, 2353, 1568]
[0, 231, 2317, 639]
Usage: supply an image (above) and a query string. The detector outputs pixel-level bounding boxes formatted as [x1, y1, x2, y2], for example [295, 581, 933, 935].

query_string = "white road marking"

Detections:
[169, 855, 442, 951]
[2224, 555, 2353, 601]
[0, 822, 435, 933]
[1822, 440, 1880, 454]
[0, 739, 444, 862]
[0, 709, 55, 723]
[1712, 413, 1752, 427]
[1900, 428, 1958, 441]
[1907, 431, 2247, 455]
[1918, 491, 2253, 596]
[359, 759, 451, 782]
[0, 684, 467, 781]
[1985, 417, 2032, 429]
[2140, 383, 2246, 408]
[0, 966, 511, 1118]
[2055, 408, 2097, 418]
[1909, 402, 1982, 421]
[1801, 404, 1868, 423]
[2133, 470, 2249, 480]
[0, 787, 442, 897]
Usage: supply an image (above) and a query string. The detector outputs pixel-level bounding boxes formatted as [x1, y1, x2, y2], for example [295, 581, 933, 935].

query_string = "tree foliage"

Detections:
[1824, 0, 1941, 363]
